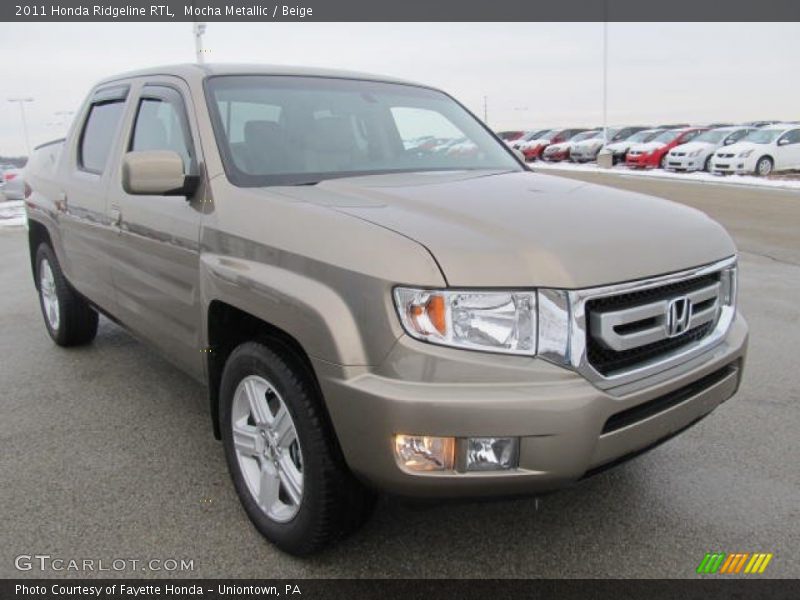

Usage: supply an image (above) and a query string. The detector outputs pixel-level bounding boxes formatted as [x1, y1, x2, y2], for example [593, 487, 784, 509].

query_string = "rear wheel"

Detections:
[36, 244, 98, 346]
[220, 341, 375, 555]
[755, 156, 773, 177]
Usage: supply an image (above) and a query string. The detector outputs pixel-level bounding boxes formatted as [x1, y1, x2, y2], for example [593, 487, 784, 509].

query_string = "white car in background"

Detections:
[665, 126, 754, 173]
[710, 124, 800, 176]
[570, 126, 648, 163]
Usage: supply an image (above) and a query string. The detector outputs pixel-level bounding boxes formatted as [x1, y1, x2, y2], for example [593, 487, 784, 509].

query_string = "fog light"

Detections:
[466, 437, 519, 471]
[394, 435, 455, 472]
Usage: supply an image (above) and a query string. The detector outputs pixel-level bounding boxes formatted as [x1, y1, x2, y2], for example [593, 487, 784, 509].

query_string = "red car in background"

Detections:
[625, 127, 708, 169]
[521, 128, 586, 162]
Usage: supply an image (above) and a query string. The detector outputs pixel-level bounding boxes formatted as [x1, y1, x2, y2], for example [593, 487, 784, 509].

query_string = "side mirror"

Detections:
[724, 138, 736, 145]
[122, 150, 197, 196]
[777, 138, 790, 146]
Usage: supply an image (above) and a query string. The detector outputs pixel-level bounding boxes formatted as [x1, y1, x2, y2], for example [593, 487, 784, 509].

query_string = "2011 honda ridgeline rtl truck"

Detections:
[25, 64, 747, 555]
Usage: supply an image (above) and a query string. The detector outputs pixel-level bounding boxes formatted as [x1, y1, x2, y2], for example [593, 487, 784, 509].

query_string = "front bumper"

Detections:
[570, 149, 600, 162]
[543, 149, 569, 162]
[316, 314, 748, 497]
[626, 153, 659, 168]
[665, 154, 706, 172]
[710, 155, 754, 175]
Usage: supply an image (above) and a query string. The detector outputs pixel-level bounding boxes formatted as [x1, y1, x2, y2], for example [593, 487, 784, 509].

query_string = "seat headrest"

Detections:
[244, 120, 283, 146]
[308, 117, 357, 153]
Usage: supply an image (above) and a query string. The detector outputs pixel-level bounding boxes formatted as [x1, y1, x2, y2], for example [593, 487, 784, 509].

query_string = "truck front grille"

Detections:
[585, 273, 721, 376]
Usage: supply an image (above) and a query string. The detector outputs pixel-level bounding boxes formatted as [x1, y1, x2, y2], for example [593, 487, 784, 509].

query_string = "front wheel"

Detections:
[220, 341, 375, 555]
[755, 156, 773, 177]
[704, 155, 713, 172]
[36, 244, 98, 346]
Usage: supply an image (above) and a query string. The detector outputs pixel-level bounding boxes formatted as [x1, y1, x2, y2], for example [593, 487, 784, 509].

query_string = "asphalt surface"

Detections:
[1, 174, 798, 579]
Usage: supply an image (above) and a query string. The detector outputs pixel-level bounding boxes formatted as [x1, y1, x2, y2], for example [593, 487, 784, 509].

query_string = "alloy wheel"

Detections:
[39, 258, 60, 331]
[231, 375, 304, 523]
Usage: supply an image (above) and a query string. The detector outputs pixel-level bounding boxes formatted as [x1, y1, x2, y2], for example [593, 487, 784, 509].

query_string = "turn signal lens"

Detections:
[394, 435, 455, 472]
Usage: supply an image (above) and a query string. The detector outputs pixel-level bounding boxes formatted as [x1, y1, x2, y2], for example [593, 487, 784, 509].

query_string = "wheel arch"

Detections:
[205, 300, 332, 443]
[28, 218, 53, 288]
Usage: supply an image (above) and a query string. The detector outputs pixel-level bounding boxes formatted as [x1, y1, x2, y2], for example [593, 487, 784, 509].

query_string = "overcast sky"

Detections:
[1, 22, 798, 155]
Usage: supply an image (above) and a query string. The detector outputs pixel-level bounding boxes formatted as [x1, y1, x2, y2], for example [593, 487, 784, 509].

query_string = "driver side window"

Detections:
[130, 86, 194, 172]
[780, 129, 800, 145]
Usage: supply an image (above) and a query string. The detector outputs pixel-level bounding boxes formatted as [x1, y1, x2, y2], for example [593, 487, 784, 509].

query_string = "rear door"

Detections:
[58, 84, 130, 313]
[106, 78, 206, 380]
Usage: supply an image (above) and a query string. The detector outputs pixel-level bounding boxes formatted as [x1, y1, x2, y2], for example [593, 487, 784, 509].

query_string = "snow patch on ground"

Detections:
[0, 201, 27, 228]
[533, 161, 800, 191]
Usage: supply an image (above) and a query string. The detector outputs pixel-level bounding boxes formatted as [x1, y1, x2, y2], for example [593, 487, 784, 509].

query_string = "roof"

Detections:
[96, 63, 426, 88]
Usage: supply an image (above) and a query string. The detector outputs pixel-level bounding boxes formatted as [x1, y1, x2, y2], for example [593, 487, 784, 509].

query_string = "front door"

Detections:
[106, 78, 205, 380]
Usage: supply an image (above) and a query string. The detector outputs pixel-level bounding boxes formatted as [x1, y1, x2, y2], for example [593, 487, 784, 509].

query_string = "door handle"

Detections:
[109, 207, 121, 228]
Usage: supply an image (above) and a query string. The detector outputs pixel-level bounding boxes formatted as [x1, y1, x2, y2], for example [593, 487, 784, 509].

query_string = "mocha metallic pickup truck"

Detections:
[25, 64, 747, 555]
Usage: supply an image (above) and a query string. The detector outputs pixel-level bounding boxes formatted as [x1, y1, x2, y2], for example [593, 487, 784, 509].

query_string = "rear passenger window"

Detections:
[131, 90, 194, 170]
[79, 101, 125, 173]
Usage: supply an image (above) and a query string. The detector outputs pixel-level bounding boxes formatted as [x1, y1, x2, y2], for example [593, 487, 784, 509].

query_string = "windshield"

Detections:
[206, 76, 521, 186]
[625, 129, 657, 143]
[693, 130, 728, 144]
[653, 130, 680, 144]
[742, 129, 782, 144]
[523, 129, 548, 141]
[571, 130, 600, 142]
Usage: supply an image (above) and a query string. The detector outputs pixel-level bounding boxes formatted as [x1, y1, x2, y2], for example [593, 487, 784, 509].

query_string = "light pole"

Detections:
[8, 97, 34, 155]
[193, 22, 207, 64]
[602, 4, 608, 143]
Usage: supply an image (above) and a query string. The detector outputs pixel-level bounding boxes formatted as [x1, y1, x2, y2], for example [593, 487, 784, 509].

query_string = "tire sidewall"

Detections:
[219, 344, 325, 552]
[756, 156, 772, 176]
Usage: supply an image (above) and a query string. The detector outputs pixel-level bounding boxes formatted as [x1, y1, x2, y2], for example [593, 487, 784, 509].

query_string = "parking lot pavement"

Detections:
[1, 178, 798, 578]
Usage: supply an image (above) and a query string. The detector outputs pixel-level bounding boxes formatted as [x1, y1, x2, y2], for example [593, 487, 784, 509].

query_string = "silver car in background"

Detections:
[603, 128, 666, 165]
[665, 127, 755, 173]
[570, 126, 648, 163]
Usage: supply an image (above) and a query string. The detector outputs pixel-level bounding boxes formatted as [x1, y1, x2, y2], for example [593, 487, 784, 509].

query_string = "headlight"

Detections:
[738, 149, 754, 158]
[393, 288, 536, 355]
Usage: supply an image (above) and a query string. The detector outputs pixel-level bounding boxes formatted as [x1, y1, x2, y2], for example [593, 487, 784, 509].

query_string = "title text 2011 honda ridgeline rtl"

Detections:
[25, 64, 747, 555]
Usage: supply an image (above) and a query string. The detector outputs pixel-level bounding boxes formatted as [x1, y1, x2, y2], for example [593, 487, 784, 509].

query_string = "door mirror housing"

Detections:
[777, 137, 791, 146]
[122, 150, 198, 196]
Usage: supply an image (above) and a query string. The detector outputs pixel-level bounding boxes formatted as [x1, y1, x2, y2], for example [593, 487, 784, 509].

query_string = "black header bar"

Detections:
[3, 0, 800, 22]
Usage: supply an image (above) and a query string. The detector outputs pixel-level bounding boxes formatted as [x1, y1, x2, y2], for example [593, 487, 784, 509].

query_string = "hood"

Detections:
[574, 138, 603, 149]
[671, 141, 715, 154]
[604, 140, 632, 152]
[545, 142, 570, 152]
[272, 170, 735, 288]
[718, 141, 761, 155]
[630, 141, 665, 152]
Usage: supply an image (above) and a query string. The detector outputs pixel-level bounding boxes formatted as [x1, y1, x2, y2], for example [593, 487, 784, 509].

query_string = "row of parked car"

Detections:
[498, 121, 800, 176]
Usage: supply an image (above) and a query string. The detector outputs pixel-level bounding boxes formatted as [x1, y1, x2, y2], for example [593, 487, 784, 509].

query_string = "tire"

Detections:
[659, 154, 668, 169]
[755, 156, 773, 177]
[220, 341, 375, 555]
[704, 155, 713, 172]
[35, 243, 98, 346]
